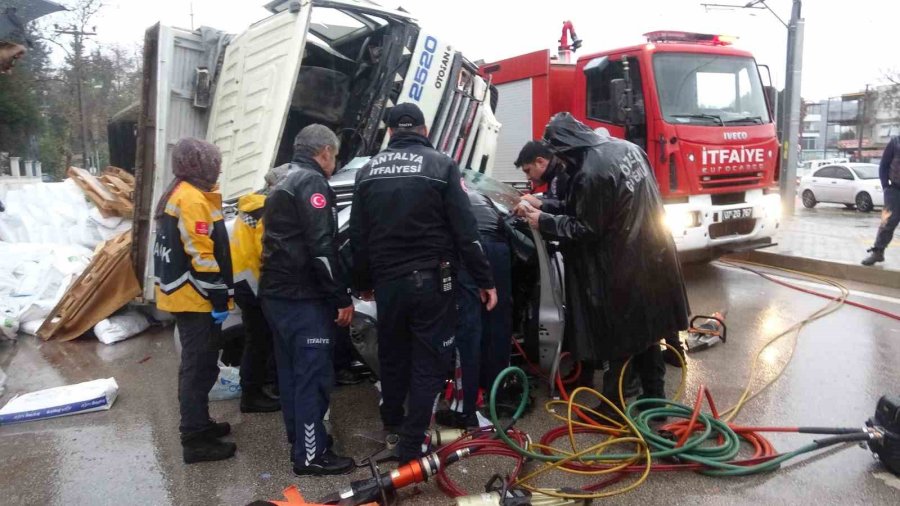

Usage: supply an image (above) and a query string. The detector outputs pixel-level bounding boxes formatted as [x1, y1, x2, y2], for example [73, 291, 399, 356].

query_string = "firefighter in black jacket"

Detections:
[259, 124, 354, 476]
[349, 103, 497, 463]
[153, 138, 235, 464]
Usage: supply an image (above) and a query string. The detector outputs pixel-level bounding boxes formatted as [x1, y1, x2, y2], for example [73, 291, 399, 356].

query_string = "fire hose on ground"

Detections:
[288, 259, 899, 505]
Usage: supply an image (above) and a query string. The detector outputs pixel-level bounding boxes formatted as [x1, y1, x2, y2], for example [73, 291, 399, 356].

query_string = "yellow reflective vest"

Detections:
[230, 193, 266, 297]
[153, 181, 233, 313]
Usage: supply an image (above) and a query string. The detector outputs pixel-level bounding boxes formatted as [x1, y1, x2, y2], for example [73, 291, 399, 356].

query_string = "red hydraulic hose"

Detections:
[725, 262, 900, 322]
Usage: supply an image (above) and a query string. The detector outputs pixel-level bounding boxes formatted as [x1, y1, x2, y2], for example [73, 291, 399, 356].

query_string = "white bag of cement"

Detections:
[94, 310, 150, 345]
[0, 378, 119, 425]
[209, 360, 241, 401]
[1, 304, 18, 340]
[95, 219, 132, 241]
[18, 319, 43, 336]
[87, 207, 124, 229]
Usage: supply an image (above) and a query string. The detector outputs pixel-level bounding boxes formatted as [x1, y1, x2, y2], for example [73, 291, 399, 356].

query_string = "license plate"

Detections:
[722, 207, 752, 221]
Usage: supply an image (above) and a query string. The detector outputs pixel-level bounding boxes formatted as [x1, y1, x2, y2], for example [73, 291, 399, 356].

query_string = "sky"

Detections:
[40, 0, 899, 101]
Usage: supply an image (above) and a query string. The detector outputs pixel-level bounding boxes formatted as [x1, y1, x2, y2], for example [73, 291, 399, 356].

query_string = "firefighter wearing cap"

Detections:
[349, 102, 497, 463]
[153, 137, 235, 464]
[260, 124, 355, 476]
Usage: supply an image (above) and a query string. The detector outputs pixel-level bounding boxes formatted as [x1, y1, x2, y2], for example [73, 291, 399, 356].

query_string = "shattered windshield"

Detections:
[653, 53, 770, 126]
[460, 169, 523, 215]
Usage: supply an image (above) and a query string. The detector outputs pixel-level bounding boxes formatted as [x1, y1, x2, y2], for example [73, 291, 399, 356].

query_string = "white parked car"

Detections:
[799, 163, 884, 212]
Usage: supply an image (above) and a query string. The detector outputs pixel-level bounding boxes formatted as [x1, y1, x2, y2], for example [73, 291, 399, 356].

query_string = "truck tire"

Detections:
[801, 190, 817, 209]
[855, 192, 874, 213]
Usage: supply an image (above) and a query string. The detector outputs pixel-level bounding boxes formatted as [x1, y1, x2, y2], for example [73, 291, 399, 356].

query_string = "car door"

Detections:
[810, 166, 838, 201]
[830, 165, 856, 203]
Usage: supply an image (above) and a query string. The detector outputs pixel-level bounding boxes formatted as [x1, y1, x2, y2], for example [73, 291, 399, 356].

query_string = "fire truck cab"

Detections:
[484, 30, 783, 258]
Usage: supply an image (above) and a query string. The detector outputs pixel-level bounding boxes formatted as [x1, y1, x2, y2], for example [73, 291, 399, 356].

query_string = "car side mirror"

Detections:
[611, 78, 628, 124]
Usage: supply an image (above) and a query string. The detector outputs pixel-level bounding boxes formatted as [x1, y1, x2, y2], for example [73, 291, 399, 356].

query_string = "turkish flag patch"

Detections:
[309, 193, 327, 209]
[195, 221, 209, 235]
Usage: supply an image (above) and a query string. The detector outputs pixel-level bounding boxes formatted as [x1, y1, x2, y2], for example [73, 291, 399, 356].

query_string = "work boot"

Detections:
[434, 409, 478, 430]
[291, 435, 334, 463]
[201, 419, 231, 438]
[602, 369, 641, 399]
[861, 248, 885, 266]
[182, 431, 237, 464]
[335, 368, 363, 386]
[664, 339, 686, 368]
[293, 449, 355, 476]
[240, 389, 281, 413]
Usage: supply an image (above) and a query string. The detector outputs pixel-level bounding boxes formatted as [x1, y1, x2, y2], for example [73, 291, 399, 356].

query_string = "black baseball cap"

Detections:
[387, 103, 426, 129]
[514, 140, 554, 167]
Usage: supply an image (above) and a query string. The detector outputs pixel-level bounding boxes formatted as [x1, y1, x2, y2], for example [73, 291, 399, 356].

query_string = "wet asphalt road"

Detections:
[1, 262, 899, 506]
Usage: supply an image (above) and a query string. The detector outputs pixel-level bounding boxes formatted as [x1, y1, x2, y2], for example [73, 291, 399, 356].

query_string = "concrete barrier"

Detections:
[725, 249, 900, 289]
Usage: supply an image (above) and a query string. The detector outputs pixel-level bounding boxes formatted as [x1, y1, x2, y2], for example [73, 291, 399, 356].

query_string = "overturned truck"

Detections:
[113, 0, 565, 393]
[120, 0, 502, 303]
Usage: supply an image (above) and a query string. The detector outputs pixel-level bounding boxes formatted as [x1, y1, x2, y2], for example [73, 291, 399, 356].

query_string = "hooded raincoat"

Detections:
[537, 113, 690, 363]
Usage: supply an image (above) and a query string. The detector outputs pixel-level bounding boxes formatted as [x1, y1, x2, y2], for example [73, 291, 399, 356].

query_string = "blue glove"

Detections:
[211, 309, 229, 325]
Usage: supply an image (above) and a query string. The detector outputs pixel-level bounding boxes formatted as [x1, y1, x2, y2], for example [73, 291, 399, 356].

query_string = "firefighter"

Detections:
[259, 124, 355, 476]
[349, 103, 496, 463]
[153, 138, 235, 464]
[516, 140, 570, 215]
[228, 166, 299, 414]
[437, 188, 515, 429]
[516, 113, 690, 416]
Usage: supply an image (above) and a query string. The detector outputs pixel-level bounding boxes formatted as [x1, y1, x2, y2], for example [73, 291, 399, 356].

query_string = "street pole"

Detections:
[779, 0, 803, 217]
[857, 84, 869, 162]
[822, 97, 830, 158]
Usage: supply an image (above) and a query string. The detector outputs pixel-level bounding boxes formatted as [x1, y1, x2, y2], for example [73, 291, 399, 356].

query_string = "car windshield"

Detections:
[653, 53, 770, 126]
[460, 169, 523, 215]
[850, 164, 880, 179]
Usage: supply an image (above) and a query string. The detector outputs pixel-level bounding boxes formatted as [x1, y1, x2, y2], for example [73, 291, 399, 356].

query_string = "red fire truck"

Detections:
[482, 29, 782, 258]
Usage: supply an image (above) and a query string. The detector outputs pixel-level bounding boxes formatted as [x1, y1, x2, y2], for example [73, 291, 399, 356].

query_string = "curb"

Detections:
[724, 249, 900, 289]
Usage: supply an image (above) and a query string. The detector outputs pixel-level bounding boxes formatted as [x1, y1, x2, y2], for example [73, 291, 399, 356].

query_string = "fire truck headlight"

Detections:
[664, 209, 701, 233]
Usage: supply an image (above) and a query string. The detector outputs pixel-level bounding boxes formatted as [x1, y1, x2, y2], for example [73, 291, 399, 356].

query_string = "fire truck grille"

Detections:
[699, 172, 763, 190]
[709, 218, 756, 239]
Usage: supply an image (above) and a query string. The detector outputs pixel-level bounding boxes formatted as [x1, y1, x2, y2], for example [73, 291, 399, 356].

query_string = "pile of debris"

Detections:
[0, 167, 142, 343]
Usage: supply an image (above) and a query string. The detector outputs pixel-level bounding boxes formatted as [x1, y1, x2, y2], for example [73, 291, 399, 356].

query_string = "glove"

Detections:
[211, 309, 229, 325]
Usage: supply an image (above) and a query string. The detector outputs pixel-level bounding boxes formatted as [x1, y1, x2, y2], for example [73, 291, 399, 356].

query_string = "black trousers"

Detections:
[235, 292, 274, 393]
[262, 297, 335, 465]
[451, 272, 481, 419]
[175, 312, 220, 434]
[479, 240, 512, 392]
[602, 343, 665, 402]
[874, 187, 900, 250]
[375, 270, 456, 462]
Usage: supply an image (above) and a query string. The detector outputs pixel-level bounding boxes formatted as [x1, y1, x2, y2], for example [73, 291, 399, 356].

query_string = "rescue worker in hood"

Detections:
[349, 103, 497, 463]
[516, 113, 690, 415]
[228, 166, 300, 414]
[515, 140, 603, 389]
[153, 137, 236, 464]
[259, 124, 355, 476]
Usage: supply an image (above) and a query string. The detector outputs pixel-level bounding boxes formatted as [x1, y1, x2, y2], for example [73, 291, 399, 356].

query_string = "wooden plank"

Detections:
[37, 232, 141, 342]
[102, 166, 136, 186]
